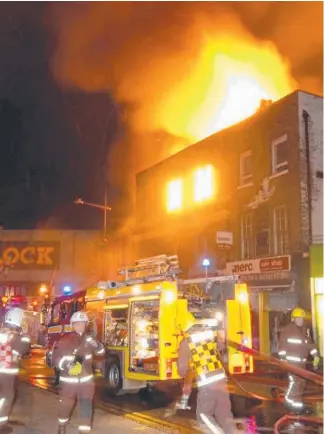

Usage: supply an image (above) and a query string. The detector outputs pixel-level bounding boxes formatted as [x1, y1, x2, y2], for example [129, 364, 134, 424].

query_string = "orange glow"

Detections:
[39, 284, 48, 295]
[51, 6, 297, 151]
[235, 283, 249, 304]
[150, 36, 295, 142]
[193, 165, 215, 202]
[166, 179, 182, 212]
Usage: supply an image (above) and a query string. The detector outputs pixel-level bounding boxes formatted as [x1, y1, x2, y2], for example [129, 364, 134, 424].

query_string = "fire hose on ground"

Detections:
[273, 415, 323, 434]
[169, 339, 323, 432]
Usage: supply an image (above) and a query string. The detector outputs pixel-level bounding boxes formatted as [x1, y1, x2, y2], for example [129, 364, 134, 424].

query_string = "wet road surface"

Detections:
[20, 348, 323, 433]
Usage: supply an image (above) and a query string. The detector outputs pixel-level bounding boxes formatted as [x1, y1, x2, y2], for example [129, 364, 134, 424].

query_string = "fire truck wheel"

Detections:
[105, 357, 122, 395]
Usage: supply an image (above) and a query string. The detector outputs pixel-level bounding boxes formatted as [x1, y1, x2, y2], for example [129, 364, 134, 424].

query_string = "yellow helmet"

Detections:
[291, 307, 306, 318]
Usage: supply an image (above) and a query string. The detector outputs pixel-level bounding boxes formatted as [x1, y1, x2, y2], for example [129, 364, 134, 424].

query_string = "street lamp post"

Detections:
[202, 258, 210, 287]
[74, 193, 112, 235]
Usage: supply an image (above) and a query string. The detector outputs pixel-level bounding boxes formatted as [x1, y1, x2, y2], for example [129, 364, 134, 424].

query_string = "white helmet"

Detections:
[5, 307, 24, 328]
[70, 311, 89, 324]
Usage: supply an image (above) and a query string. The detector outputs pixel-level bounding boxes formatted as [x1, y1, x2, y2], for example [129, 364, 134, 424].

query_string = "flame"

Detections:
[152, 36, 295, 142]
[49, 4, 298, 149]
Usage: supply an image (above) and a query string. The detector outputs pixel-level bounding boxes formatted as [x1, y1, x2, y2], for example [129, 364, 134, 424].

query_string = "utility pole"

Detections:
[103, 187, 108, 237]
[303, 110, 313, 244]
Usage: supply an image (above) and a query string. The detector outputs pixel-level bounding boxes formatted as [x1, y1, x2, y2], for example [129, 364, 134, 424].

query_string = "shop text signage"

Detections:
[216, 231, 233, 249]
[225, 255, 291, 275]
[0, 242, 60, 270]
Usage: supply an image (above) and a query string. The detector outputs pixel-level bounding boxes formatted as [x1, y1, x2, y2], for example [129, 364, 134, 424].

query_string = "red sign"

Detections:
[259, 256, 290, 273]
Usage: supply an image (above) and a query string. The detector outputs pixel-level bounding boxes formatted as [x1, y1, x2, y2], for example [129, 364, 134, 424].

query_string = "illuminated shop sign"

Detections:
[0, 242, 60, 270]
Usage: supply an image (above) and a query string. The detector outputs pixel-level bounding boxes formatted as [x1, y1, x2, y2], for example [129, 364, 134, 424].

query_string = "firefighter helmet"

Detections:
[291, 307, 306, 318]
[70, 311, 89, 324]
[4, 307, 24, 328]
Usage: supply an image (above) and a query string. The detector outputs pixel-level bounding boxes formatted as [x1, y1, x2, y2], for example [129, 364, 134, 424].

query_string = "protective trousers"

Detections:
[285, 375, 306, 409]
[196, 379, 236, 434]
[0, 374, 16, 427]
[58, 381, 95, 432]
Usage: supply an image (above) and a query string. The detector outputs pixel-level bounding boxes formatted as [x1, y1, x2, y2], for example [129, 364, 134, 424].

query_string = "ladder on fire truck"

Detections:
[97, 254, 240, 290]
[114, 254, 240, 286]
[117, 254, 181, 284]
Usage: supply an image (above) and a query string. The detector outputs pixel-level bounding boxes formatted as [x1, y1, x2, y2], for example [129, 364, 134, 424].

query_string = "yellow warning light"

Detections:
[164, 290, 176, 304]
[39, 284, 48, 295]
[235, 283, 248, 304]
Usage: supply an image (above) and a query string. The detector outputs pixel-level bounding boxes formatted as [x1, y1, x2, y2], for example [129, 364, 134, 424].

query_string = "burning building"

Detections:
[133, 90, 323, 352]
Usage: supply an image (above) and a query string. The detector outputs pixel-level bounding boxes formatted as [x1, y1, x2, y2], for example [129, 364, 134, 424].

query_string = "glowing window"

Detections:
[193, 165, 214, 202]
[166, 179, 182, 212]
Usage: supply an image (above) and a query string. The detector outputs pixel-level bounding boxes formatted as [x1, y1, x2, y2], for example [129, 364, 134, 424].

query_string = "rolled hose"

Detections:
[274, 415, 323, 434]
[216, 339, 323, 403]
[216, 349, 272, 402]
[226, 339, 324, 388]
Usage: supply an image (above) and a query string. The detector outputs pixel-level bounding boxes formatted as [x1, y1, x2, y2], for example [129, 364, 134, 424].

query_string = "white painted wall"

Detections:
[298, 92, 324, 244]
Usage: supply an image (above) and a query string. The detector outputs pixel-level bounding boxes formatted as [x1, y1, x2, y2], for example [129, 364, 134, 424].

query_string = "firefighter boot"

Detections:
[57, 425, 66, 434]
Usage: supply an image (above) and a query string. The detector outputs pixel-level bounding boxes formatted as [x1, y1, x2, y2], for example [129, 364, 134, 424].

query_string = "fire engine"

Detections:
[45, 254, 253, 395]
[44, 290, 86, 366]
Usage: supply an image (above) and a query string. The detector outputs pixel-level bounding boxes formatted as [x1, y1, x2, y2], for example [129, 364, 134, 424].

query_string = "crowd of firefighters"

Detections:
[0, 303, 321, 434]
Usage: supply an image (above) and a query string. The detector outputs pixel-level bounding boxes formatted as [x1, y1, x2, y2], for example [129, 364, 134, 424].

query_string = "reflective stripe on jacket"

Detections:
[278, 322, 317, 364]
[0, 328, 31, 375]
[52, 332, 105, 383]
[178, 328, 226, 388]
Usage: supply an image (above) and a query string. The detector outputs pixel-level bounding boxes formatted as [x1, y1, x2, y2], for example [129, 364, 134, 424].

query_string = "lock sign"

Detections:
[0, 242, 60, 270]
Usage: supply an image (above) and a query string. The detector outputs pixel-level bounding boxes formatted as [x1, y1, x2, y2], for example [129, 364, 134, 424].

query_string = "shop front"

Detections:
[310, 244, 324, 356]
[224, 255, 296, 355]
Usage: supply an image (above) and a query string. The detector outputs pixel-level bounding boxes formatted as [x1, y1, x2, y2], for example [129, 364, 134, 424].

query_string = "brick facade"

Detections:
[134, 90, 323, 310]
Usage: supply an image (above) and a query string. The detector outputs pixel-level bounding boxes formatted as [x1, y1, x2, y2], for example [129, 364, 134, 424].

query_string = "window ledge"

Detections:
[237, 182, 254, 190]
[269, 169, 289, 180]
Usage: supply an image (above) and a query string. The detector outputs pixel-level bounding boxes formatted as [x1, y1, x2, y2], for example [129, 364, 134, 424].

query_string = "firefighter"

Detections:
[0, 307, 31, 434]
[177, 312, 237, 434]
[52, 311, 105, 434]
[278, 307, 320, 411]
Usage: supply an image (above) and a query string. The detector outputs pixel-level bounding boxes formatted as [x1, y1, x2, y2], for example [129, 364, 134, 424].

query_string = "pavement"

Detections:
[8, 383, 161, 434]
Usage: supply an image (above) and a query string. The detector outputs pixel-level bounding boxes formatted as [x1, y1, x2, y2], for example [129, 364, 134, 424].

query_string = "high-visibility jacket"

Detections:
[278, 322, 317, 366]
[52, 331, 105, 384]
[178, 328, 226, 388]
[0, 327, 31, 375]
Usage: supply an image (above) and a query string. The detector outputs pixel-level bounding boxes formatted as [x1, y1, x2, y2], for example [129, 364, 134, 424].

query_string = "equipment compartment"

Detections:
[129, 299, 160, 375]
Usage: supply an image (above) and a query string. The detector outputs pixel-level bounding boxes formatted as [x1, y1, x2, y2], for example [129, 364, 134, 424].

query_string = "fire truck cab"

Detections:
[85, 255, 254, 395]
[45, 290, 86, 367]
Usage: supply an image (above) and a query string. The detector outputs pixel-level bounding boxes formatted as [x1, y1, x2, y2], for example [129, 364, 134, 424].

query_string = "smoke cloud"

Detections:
[46, 2, 323, 218]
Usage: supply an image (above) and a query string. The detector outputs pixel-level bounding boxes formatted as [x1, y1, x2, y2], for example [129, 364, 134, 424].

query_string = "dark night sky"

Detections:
[0, 2, 322, 230]
[0, 3, 123, 230]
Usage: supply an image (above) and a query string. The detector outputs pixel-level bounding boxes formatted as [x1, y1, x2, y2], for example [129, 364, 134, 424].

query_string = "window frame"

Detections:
[166, 178, 183, 212]
[255, 228, 271, 257]
[193, 165, 214, 203]
[239, 150, 253, 186]
[241, 213, 254, 259]
[271, 134, 288, 174]
[273, 205, 288, 255]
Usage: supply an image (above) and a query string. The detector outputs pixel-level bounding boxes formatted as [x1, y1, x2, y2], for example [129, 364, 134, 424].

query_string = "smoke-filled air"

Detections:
[47, 2, 322, 159]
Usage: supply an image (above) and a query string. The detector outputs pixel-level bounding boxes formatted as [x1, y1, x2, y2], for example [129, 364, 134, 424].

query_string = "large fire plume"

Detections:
[46, 2, 321, 219]
[48, 4, 298, 146]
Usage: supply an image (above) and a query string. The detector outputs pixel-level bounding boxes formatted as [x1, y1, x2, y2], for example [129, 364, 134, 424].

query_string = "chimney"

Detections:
[259, 99, 273, 111]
